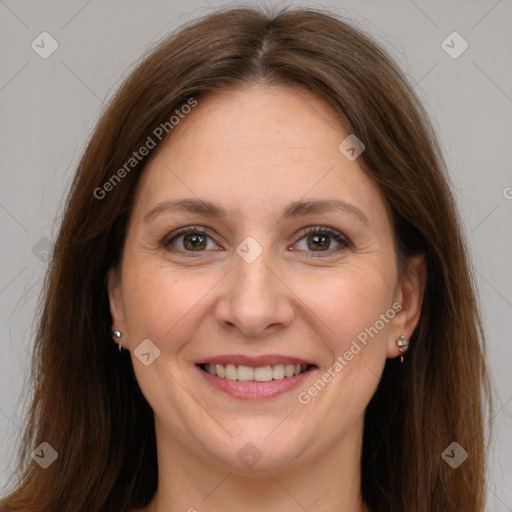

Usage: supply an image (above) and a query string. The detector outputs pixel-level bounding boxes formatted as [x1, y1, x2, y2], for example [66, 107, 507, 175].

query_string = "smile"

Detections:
[196, 356, 318, 400]
[200, 363, 310, 381]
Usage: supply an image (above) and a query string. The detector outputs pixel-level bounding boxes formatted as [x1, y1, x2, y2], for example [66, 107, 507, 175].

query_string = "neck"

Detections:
[144, 416, 368, 512]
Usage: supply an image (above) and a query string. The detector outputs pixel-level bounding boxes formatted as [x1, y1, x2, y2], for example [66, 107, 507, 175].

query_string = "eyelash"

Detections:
[293, 226, 350, 255]
[162, 225, 350, 257]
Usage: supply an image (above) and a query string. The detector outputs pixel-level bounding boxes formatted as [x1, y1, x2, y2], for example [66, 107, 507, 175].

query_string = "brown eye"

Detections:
[164, 227, 219, 253]
[292, 227, 349, 255]
[307, 233, 331, 251]
[182, 232, 207, 251]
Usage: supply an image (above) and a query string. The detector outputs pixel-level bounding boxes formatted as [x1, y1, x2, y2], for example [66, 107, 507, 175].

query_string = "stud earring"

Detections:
[396, 335, 409, 363]
[112, 331, 122, 352]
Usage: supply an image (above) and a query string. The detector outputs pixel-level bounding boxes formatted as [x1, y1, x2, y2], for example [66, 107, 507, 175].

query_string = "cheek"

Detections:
[120, 258, 219, 427]
[121, 257, 215, 353]
[291, 264, 397, 448]
[293, 263, 396, 356]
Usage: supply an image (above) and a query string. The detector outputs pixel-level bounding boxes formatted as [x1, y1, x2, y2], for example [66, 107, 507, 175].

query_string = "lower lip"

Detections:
[197, 365, 315, 400]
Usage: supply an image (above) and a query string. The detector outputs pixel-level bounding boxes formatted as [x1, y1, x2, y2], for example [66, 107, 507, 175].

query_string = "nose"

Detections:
[214, 252, 295, 338]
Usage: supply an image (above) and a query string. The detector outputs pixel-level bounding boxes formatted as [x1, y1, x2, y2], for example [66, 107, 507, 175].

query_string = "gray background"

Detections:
[1, 0, 511, 509]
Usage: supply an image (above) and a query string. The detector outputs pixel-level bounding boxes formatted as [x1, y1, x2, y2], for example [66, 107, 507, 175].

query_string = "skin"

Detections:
[108, 84, 426, 512]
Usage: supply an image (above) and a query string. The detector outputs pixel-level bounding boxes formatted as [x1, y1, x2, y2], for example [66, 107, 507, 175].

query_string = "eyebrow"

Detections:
[143, 197, 369, 225]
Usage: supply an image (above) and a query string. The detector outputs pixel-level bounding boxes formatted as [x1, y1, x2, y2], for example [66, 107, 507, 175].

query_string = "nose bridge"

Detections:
[216, 245, 293, 336]
[234, 251, 274, 301]
[233, 233, 275, 297]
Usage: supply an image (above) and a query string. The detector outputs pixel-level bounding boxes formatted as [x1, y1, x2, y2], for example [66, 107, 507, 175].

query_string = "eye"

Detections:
[163, 226, 220, 253]
[162, 225, 349, 256]
[291, 226, 349, 255]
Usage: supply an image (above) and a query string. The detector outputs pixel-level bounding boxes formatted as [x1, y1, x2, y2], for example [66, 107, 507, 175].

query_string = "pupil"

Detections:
[185, 233, 206, 250]
[309, 234, 329, 251]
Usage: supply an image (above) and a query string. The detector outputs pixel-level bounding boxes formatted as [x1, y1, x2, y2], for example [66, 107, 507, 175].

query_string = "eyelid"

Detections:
[294, 225, 349, 242]
[162, 225, 220, 249]
[290, 225, 350, 255]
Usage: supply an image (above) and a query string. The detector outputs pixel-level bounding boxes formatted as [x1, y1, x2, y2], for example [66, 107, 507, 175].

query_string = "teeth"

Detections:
[272, 364, 285, 380]
[237, 365, 254, 381]
[254, 366, 272, 382]
[203, 363, 309, 381]
[225, 364, 237, 380]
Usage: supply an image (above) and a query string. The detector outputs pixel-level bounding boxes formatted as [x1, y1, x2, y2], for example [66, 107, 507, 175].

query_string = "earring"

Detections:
[112, 331, 122, 352]
[396, 335, 409, 363]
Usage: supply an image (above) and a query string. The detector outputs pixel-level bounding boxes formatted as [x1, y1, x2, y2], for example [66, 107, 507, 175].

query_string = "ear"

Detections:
[387, 254, 427, 359]
[107, 267, 128, 338]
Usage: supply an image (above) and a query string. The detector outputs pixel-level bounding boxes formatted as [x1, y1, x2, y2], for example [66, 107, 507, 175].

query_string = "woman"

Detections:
[0, 6, 490, 512]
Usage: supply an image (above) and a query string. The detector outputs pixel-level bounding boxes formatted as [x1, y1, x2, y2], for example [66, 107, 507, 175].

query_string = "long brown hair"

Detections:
[0, 6, 490, 512]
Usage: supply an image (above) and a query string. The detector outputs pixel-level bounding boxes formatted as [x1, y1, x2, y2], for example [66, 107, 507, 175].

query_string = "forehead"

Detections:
[132, 85, 390, 227]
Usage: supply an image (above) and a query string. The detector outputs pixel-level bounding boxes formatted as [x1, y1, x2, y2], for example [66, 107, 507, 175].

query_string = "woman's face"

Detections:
[109, 85, 422, 473]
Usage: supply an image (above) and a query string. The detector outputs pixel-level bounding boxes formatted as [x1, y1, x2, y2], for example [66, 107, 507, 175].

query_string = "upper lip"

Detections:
[197, 354, 316, 367]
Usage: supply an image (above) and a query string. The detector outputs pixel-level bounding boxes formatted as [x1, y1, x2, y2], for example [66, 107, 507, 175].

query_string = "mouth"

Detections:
[195, 356, 318, 400]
